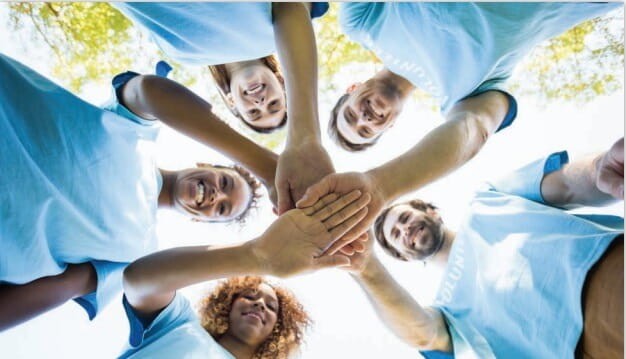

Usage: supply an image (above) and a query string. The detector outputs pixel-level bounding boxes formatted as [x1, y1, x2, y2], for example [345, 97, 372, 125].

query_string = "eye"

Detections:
[220, 176, 227, 190]
[268, 99, 279, 110]
[218, 203, 226, 216]
[399, 212, 410, 224]
[267, 304, 277, 312]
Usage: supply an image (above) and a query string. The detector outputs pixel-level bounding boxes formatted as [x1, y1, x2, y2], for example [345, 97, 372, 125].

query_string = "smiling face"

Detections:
[335, 79, 404, 146]
[173, 166, 252, 222]
[225, 283, 279, 346]
[382, 203, 445, 261]
[229, 63, 286, 130]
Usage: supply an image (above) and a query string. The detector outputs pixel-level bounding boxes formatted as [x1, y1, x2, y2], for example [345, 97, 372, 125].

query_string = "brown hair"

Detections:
[328, 93, 379, 152]
[209, 55, 287, 133]
[373, 199, 438, 261]
[198, 276, 311, 359]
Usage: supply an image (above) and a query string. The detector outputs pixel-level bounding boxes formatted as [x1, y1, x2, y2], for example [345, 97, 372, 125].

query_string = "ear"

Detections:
[346, 83, 362, 94]
[225, 93, 235, 107]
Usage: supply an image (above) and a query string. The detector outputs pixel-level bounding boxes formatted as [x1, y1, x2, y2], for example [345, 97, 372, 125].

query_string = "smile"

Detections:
[243, 311, 264, 324]
[195, 181, 206, 206]
[245, 83, 264, 95]
[366, 99, 384, 118]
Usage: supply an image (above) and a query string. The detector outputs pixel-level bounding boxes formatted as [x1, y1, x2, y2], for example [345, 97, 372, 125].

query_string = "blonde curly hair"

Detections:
[197, 276, 311, 359]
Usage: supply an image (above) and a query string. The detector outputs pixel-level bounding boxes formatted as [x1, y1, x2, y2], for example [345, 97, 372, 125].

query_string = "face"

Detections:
[229, 64, 286, 130]
[226, 283, 279, 346]
[382, 204, 444, 260]
[173, 166, 252, 222]
[336, 80, 404, 145]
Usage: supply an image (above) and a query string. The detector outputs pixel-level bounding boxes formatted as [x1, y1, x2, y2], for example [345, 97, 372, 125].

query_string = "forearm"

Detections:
[122, 75, 278, 185]
[368, 115, 491, 203]
[0, 263, 96, 331]
[272, 2, 321, 145]
[541, 153, 616, 208]
[123, 242, 263, 312]
[351, 258, 451, 351]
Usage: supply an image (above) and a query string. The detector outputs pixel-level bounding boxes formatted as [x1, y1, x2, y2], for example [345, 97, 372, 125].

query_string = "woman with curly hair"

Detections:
[119, 189, 371, 358]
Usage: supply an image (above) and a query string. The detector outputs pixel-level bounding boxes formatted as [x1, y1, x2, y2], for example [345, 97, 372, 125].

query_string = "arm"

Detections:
[120, 75, 278, 192]
[541, 137, 623, 208]
[124, 190, 370, 318]
[0, 263, 96, 332]
[296, 91, 509, 253]
[271, 2, 335, 213]
[344, 236, 452, 352]
[370, 91, 509, 202]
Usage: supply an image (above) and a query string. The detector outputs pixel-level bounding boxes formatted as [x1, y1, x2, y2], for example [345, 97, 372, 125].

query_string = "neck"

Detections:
[157, 169, 176, 208]
[427, 227, 456, 269]
[218, 335, 258, 359]
[224, 59, 264, 76]
[374, 68, 416, 100]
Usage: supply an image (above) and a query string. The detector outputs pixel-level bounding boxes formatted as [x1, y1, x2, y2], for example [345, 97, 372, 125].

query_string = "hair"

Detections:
[328, 93, 379, 152]
[198, 276, 311, 359]
[373, 199, 439, 261]
[211, 164, 262, 225]
[209, 55, 287, 133]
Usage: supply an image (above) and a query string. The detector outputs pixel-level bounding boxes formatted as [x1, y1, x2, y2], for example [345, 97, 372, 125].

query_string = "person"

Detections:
[0, 53, 273, 331]
[119, 189, 371, 358]
[112, 2, 328, 133]
[342, 138, 624, 358]
[111, 3, 342, 243]
[329, 2, 620, 150]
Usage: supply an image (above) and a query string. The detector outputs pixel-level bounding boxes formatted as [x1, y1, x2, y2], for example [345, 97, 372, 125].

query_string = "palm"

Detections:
[597, 137, 624, 199]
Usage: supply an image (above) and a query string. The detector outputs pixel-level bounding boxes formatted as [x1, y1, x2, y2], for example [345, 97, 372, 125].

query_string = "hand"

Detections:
[596, 137, 624, 199]
[275, 141, 335, 214]
[296, 172, 387, 255]
[251, 190, 371, 278]
[340, 231, 376, 276]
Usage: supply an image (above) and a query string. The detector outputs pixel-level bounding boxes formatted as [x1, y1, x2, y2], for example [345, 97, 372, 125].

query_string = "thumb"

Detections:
[314, 254, 351, 269]
[296, 174, 335, 208]
[276, 179, 294, 215]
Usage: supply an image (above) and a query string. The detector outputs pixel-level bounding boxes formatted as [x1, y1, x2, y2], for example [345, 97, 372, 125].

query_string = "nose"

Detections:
[253, 300, 266, 311]
[253, 96, 265, 105]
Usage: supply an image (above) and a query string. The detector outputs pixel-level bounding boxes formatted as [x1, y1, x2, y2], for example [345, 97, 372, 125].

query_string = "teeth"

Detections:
[195, 182, 205, 205]
[246, 84, 263, 95]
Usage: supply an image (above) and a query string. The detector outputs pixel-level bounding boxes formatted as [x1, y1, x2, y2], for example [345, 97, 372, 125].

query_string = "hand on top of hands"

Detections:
[275, 141, 335, 215]
[596, 137, 624, 199]
[296, 171, 387, 256]
[251, 189, 371, 278]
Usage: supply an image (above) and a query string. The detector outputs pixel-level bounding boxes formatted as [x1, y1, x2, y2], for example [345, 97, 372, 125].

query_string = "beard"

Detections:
[405, 216, 445, 261]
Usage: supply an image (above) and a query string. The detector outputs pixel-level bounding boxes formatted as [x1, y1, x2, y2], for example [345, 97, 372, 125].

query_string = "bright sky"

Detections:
[0, 4, 623, 359]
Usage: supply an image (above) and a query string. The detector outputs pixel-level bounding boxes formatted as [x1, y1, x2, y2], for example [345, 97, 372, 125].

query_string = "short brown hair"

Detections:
[373, 199, 438, 261]
[198, 276, 311, 359]
[328, 93, 379, 152]
[209, 55, 287, 133]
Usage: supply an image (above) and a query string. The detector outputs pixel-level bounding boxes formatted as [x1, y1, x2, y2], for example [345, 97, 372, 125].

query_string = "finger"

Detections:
[324, 210, 374, 255]
[339, 245, 355, 256]
[296, 174, 337, 208]
[301, 193, 339, 216]
[272, 207, 279, 216]
[314, 254, 351, 269]
[276, 180, 294, 215]
[311, 189, 362, 222]
[321, 193, 371, 228]
[350, 240, 365, 253]
[325, 207, 369, 252]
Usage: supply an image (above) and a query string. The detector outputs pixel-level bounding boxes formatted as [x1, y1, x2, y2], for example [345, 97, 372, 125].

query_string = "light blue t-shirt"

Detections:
[427, 152, 624, 359]
[0, 54, 161, 318]
[119, 294, 235, 359]
[340, 2, 620, 114]
[112, 2, 329, 65]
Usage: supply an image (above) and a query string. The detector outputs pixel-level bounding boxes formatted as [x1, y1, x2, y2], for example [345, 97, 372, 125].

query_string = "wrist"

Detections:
[354, 255, 382, 282]
[245, 237, 272, 276]
[365, 168, 392, 205]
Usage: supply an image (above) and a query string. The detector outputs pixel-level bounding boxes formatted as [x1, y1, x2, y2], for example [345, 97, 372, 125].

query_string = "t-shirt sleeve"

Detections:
[100, 71, 157, 126]
[420, 351, 455, 359]
[484, 151, 569, 204]
[464, 80, 518, 133]
[73, 260, 128, 320]
[123, 293, 196, 348]
[310, 2, 330, 19]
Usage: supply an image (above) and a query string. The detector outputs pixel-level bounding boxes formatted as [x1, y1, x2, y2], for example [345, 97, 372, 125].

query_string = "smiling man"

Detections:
[351, 138, 625, 358]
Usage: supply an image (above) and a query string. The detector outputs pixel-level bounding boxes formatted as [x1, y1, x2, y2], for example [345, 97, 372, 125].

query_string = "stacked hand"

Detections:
[252, 190, 371, 278]
[275, 141, 335, 214]
[296, 172, 387, 255]
[596, 137, 624, 199]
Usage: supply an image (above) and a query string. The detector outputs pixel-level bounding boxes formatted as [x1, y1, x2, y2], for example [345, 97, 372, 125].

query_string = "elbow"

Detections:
[123, 74, 167, 120]
[461, 113, 493, 161]
[122, 262, 147, 301]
